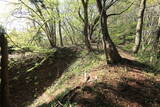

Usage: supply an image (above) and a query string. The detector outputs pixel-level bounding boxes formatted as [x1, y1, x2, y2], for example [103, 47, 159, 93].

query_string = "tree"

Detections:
[78, 0, 100, 51]
[152, 16, 160, 63]
[155, 17, 160, 52]
[18, 0, 57, 48]
[88, 15, 99, 43]
[79, 0, 92, 51]
[0, 26, 11, 107]
[96, 0, 122, 64]
[133, 0, 147, 53]
[56, 4, 64, 47]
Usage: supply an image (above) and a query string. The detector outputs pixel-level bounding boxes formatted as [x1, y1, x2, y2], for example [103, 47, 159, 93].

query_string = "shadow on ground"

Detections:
[93, 48, 160, 74]
[41, 57, 160, 107]
[121, 58, 160, 74]
[45, 76, 160, 107]
[8, 47, 79, 107]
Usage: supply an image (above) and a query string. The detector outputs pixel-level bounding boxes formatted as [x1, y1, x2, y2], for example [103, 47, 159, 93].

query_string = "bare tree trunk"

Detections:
[96, 0, 122, 64]
[88, 16, 99, 43]
[133, 0, 146, 53]
[0, 34, 11, 107]
[152, 17, 160, 63]
[62, 22, 76, 45]
[59, 21, 63, 47]
[53, 21, 57, 47]
[81, 0, 92, 52]
[49, 20, 57, 48]
[154, 17, 160, 50]
[57, 6, 64, 47]
[32, 2, 57, 48]
[66, 21, 78, 45]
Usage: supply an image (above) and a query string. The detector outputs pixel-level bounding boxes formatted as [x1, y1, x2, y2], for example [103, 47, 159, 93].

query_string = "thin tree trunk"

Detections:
[34, 2, 57, 48]
[88, 16, 99, 43]
[154, 17, 160, 49]
[152, 17, 160, 63]
[54, 21, 57, 47]
[81, 0, 92, 52]
[57, 6, 64, 47]
[133, 0, 146, 53]
[66, 21, 78, 45]
[62, 22, 75, 45]
[0, 34, 11, 107]
[49, 20, 57, 48]
[59, 21, 63, 47]
[96, 0, 122, 64]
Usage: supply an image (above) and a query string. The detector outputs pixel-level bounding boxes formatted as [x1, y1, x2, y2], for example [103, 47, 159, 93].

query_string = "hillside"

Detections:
[7, 48, 160, 107]
[0, 0, 160, 107]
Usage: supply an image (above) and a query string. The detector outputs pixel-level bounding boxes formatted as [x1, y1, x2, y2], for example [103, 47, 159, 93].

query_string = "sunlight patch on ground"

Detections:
[28, 54, 105, 107]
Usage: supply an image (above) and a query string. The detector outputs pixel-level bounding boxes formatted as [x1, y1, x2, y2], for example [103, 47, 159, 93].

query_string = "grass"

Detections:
[41, 88, 78, 107]
[9, 49, 56, 71]
[42, 62, 160, 107]
[38, 50, 160, 107]
[29, 50, 105, 107]
[8, 47, 160, 107]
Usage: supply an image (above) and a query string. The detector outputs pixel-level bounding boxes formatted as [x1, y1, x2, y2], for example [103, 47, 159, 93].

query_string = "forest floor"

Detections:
[8, 47, 160, 107]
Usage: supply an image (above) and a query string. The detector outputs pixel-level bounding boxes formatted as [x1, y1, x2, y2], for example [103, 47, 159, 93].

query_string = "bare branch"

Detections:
[78, 8, 85, 23]
[105, 0, 120, 10]
[107, 2, 134, 17]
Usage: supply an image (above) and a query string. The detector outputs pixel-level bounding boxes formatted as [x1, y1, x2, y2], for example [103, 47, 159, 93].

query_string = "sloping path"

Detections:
[9, 47, 160, 107]
[40, 49, 160, 107]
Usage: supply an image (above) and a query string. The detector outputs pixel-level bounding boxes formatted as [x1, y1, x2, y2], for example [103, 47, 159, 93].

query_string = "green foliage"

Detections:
[136, 50, 160, 73]
[36, 51, 105, 107]
[2, 0, 160, 107]
[7, 28, 51, 52]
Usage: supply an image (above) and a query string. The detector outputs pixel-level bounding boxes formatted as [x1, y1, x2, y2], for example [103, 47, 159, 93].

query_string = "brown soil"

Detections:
[7, 47, 160, 107]
[53, 64, 160, 107]
[46, 49, 160, 107]
[8, 48, 79, 107]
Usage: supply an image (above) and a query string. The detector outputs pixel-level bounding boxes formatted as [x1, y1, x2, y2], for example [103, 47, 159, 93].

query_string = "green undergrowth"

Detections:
[55, 51, 104, 88]
[9, 49, 56, 71]
[136, 51, 160, 73]
[31, 50, 105, 107]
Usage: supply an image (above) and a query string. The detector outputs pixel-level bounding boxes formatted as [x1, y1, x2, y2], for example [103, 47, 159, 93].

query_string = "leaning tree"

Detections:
[96, 0, 122, 64]
[96, 0, 133, 64]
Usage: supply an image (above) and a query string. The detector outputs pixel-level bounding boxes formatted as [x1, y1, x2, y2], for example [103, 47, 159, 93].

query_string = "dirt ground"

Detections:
[8, 48, 78, 107]
[8, 48, 160, 107]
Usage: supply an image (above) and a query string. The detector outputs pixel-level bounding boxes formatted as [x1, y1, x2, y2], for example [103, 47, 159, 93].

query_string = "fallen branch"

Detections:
[26, 55, 49, 72]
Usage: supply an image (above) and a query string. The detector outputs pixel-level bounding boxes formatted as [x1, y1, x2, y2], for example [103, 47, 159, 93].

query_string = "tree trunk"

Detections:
[152, 17, 160, 63]
[56, 5, 64, 47]
[0, 34, 11, 107]
[49, 20, 57, 48]
[81, 0, 92, 52]
[88, 25, 94, 43]
[133, 0, 146, 53]
[59, 21, 64, 47]
[34, 2, 57, 48]
[96, 0, 122, 64]
[154, 17, 160, 50]
[88, 16, 99, 43]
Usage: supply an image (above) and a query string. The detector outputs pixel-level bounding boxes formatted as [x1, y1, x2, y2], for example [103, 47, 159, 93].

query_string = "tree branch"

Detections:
[107, 2, 134, 17]
[78, 7, 85, 23]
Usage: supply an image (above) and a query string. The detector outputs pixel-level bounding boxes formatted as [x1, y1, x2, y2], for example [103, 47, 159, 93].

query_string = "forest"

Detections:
[0, 0, 160, 107]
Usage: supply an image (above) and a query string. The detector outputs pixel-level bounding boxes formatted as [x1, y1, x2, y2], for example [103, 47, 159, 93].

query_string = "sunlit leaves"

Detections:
[148, 0, 159, 4]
